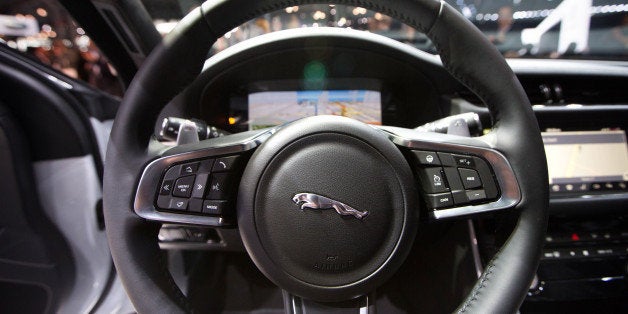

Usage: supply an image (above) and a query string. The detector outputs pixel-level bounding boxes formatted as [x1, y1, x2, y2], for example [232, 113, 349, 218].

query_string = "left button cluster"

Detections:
[155, 156, 240, 216]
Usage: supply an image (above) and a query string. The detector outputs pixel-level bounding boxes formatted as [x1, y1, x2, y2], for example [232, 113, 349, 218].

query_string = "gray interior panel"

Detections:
[33, 156, 112, 313]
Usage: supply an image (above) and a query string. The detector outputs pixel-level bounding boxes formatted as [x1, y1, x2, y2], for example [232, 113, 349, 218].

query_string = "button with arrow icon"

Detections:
[160, 179, 174, 195]
[180, 162, 199, 175]
[191, 173, 209, 198]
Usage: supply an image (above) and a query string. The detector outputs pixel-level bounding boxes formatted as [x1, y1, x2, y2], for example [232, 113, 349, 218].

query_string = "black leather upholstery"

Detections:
[103, 1, 548, 313]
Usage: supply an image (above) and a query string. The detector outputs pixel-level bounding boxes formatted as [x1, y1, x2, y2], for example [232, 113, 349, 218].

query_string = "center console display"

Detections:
[247, 90, 381, 130]
[542, 130, 628, 194]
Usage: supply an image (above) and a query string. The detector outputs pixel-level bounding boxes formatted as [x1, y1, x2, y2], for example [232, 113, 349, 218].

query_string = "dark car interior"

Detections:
[0, 0, 627, 313]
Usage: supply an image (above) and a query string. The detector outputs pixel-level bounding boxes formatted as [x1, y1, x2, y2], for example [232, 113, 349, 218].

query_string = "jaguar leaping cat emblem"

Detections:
[292, 193, 369, 219]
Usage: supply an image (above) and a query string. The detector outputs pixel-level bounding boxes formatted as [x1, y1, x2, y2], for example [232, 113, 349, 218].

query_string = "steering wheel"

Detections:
[103, 0, 548, 313]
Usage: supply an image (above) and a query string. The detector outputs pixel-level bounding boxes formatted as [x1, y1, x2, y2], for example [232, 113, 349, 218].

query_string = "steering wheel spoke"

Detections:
[382, 126, 521, 220]
[283, 291, 375, 314]
[134, 129, 272, 226]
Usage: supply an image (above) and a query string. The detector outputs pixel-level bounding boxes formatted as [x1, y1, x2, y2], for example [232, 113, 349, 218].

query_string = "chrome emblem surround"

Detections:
[292, 193, 369, 219]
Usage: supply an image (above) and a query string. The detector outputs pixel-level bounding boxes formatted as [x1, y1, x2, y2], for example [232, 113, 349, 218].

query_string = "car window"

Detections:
[142, 0, 628, 61]
[0, 1, 123, 97]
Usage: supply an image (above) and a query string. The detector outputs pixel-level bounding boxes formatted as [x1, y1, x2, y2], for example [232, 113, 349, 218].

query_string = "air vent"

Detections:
[457, 76, 628, 106]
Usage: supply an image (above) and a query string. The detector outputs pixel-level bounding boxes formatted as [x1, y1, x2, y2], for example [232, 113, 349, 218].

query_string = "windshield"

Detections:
[141, 0, 628, 61]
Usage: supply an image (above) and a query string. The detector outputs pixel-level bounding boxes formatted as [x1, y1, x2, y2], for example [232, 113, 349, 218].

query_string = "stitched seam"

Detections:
[427, 5, 503, 125]
[425, 0, 445, 34]
[458, 261, 497, 313]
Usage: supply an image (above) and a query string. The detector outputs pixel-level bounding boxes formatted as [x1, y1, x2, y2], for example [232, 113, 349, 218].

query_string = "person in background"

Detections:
[489, 6, 513, 45]
[489, 6, 521, 58]
[271, 16, 283, 32]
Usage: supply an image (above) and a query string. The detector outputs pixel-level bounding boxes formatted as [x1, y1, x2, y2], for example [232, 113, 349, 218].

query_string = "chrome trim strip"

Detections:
[386, 130, 521, 219]
[133, 131, 272, 226]
[359, 294, 373, 314]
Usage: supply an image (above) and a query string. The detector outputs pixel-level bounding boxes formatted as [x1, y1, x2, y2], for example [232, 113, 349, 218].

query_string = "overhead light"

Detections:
[36, 8, 47, 17]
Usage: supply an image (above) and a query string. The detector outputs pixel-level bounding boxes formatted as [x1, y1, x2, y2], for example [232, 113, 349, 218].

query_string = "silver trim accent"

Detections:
[292, 193, 369, 219]
[385, 129, 521, 219]
[359, 294, 373, 314]
[134, 131, 272, 226]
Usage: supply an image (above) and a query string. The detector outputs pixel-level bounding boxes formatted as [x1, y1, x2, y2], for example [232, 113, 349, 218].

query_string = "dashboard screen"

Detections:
[542, 130, 628, 193]
[248, 90, 381, 130]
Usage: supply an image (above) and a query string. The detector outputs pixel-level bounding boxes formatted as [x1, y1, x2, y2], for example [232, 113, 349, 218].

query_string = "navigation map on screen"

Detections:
[248, 90, 381, 130]
[543, 130, 628, 188]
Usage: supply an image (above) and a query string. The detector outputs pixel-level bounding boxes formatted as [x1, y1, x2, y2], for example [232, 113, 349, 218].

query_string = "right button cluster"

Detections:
[412, 150, 500, 210]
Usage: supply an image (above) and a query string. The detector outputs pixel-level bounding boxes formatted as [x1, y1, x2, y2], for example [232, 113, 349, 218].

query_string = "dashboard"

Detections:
[159, 28, 628, 311]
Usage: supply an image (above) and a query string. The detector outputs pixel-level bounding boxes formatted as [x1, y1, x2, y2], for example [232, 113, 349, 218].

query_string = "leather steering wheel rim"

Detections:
[103, 1, 549, 313]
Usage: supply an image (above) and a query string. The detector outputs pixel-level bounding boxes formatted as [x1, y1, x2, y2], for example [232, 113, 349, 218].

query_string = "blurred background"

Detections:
[2, 0, 628, 97]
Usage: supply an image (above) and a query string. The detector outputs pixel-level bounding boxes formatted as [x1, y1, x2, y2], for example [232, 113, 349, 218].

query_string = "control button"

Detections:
[212, 156, 239, 172]
[188, 198, 203, 213]
[157, 195, 170, 209]
[160, 179, 174, 195]
[417, 167, 449, 194]
[466, 190, 487, 202]
[169, 198, 188, 211]
[565, 249, 581, 258]
[191, 173, 209, 198]
[437, 152, 455, 166]
[412, 151, 441, 166]
[163, 165, 181, 181]
[459, 168, 482, 189]
[206, 173, 231, 199]
[473, 157, 499, 200]
[443, 167, 464, 191]
[198, 158, 215, 172]
[452, 190, 469, 205]
[173, 175, 195, 198]
[596, 248, 615, 256]
[453, 155, 475, 168]
[180, 162, 199, 175]
[203, 200, 228, 215]
[426, 192, 454, 209]
[542, 250, 561, 259]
